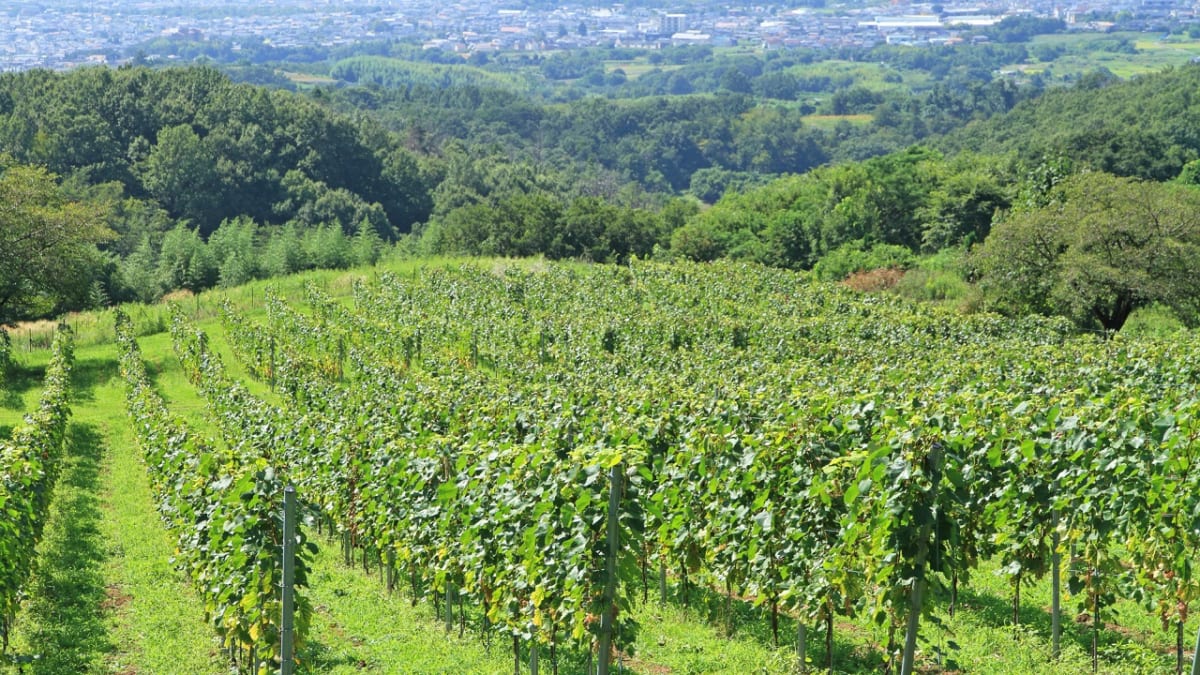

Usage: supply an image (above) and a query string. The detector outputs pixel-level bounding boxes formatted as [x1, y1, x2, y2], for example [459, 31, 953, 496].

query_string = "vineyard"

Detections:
[4, 258, 1200, 674]
[0, 327, 73, 655]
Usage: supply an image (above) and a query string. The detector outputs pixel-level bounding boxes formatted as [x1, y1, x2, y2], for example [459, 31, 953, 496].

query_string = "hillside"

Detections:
[939, 63, 1200, 181]
[3, 259, 1200, 673]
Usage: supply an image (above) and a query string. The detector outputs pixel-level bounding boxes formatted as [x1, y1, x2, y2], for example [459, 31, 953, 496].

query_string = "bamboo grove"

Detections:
[0, 326, 74, 654]
[124, 260, 1200, 673]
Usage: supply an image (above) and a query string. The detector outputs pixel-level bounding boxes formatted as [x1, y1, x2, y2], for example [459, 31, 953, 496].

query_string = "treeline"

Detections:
[609, 43, 1033, 99]
[0, 66, 432, 239]
[328, 56, 534, 94]
[318, 47, 1040, 190]
[940, 63, 1200, 181]
[119, 217, 388, 303]
[7, 59, 1200, 331]
[657, 147, 1009, 268]
[321, 81, 1025, 197]
[410, 143, 1020, 281]
[0, 66, 435, 316]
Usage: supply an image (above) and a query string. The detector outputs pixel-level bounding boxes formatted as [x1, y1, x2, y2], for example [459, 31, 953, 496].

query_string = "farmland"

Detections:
[3, 258, 1200, 673]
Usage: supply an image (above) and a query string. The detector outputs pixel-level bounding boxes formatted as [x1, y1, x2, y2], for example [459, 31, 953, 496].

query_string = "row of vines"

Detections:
[115, 310, 312, 674]
[167, 260, 1200, 673]
[0, 326, 73, 654]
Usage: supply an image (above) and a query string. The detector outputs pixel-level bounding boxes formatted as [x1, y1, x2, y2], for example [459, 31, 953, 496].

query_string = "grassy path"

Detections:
[2, 344, 224, 674]
[5, 424, 111, 672]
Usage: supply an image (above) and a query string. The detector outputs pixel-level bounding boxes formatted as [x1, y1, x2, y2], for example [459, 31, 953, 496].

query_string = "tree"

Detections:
[119, 236, 163, 303]
[156, 222, 217, 293]
[262, 223, 303, 277]
[974, 172, 1200, 331]
[0, 164, 113, 324]
[720, 68, 753, 95]
[139, 124, 222, 234]
[351, 217, 385, 266]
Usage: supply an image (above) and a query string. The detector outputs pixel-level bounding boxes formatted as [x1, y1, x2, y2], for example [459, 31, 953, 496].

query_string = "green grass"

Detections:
[5, 424, 112, 672]
[2, 341, 226, 674]
[1014, 32, 1200, 81]
[604, 61, 682, 79]
[282, 70, 338, 85]
[801, 113, 874, 129]
[300, 543, 517, 674]
[0, 362, 44, 426]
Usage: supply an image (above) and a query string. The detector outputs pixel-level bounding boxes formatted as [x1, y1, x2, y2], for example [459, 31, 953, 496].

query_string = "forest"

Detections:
[3, 43, 1200, 333]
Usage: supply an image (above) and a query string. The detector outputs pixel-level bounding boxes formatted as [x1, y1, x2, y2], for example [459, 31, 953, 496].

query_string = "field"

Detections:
[799, 114, 874, 129]
[1013, 32, 1200, 80]
[281, 70, 339, 86]
[3, 258, 1200, 674]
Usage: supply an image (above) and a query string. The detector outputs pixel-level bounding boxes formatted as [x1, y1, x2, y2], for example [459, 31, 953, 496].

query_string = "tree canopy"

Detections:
[0, 164, 113, 324]
[973, 171, 1200, 331]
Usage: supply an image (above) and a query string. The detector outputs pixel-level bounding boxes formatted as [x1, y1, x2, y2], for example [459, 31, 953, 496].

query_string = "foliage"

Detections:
[978, 16, 1066, 43]
[0, 66, 429, 238]
[941, 63, 1200, 181]
[0, 329, 9, 378]
[0, 326, 74, 652]
[421, 192, 674, 263]
[330, 56, 533, 93]
[1120, 303, 1188, 338]
[13, 55, 1200, 322]
[973, 171, 1200, 331]
[113, 309, 313, 673]
[0, 164, 113, 325]
[676, 147, 1012, 268]
[812, 241, 916, 281]
[185, 258, 1200, 674]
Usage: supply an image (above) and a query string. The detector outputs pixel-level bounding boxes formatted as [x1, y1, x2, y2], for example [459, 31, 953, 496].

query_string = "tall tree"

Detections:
[0, 164, 113, 324]
[139, 124, 221, 234]
[974, 171, 1200, 331]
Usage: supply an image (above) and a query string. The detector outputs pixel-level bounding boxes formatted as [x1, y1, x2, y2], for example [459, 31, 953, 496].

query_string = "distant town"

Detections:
[2, 0, 1197, 71]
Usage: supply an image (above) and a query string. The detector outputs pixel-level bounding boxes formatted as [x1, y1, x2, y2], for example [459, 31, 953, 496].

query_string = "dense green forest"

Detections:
[4, 50, 1200, 332]
[940, 63, 1200, 180]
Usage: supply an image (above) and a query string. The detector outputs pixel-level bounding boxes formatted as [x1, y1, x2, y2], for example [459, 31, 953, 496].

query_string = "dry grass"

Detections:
[841, 267, 905, 292]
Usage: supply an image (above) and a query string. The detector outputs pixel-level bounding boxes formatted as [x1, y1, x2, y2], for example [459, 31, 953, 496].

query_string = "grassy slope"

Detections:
[1, 257, 1196, 673]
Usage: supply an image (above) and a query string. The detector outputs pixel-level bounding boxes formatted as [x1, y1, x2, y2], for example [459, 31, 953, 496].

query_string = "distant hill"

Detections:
[939, 64, 1200, 181]
[0, 66, 429, 238]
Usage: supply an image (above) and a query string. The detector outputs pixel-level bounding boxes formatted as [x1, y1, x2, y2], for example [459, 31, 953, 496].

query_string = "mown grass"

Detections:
[603, 61, 683, 79]
[5, 424, 112, 673]
[801, 113, 874, 129]
[282, 70, 338, 85]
